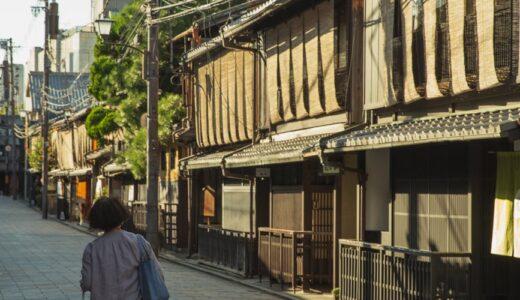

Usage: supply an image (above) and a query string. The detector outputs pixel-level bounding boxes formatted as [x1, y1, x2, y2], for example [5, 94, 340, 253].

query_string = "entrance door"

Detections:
[309, 185, 334, 286]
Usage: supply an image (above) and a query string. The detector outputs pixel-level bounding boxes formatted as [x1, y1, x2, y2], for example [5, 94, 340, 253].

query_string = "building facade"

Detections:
[176, 0, 520, 298]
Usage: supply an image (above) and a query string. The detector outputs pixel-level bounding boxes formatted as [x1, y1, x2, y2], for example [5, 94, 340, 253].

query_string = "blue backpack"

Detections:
[136, 235, 170, 300]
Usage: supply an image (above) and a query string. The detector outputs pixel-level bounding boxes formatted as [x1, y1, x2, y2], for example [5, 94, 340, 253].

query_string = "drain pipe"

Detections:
[219, 29, 266, 64]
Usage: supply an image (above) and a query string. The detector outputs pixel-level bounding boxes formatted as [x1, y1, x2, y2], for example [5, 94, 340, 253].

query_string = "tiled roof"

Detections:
[28, 72, 91, 117]
[180, 150, 234, 170]
[103, 161, 131, 176]
[225, 133, 330, 168]
[323, 107, 520, 152]
[85, 147, 112, 161]
[185, 0, 296, 62]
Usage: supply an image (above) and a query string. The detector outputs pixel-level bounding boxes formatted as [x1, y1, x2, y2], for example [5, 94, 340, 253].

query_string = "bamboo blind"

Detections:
[199, 64, 209, 147]
[244, 51, 254, 139]
[195, 70, 203, 147]
[228, 51, 238, 143]
[318, 1, 341, 114]
[73, 124, 91, 169]
[214, 56, 223, 145]
[290, 16, 308, 119]
[195, 49, 254, 148]
[304, 7, 324, 116]
[266, 28, 282, 124]
[236, 51, 246, 141]
[401, 0, 421, 102]
[278, 22, 295, 121]
[447, 0, 470, 94]
[222, 52, 231, 144]
[382, 0, 397, 105]
[208, 61, 216, 146]
[476, 0, 499, 89]
[423, 0, 442, 99]
[363, 0, 396, 109]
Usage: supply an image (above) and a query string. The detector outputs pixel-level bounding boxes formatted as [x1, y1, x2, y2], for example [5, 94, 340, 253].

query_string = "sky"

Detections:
[0, 0, 92, 64]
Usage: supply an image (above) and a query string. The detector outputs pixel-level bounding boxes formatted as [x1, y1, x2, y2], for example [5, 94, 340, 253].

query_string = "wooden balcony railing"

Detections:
[339, 239, 471, 300]
[258, 227, 333, 292]
[197, 224, 256, 276]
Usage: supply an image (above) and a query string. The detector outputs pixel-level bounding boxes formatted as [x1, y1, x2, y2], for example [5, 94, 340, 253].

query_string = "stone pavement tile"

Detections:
[0, 198, 280, 300]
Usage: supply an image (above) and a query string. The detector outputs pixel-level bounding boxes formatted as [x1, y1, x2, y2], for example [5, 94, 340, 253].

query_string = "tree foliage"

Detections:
[122, 128, 147, 179]
[85, 106, 118, 145]
[159, 94, 185, 144]
[28, 138, 57, 171]
[87, 0, 190, 177]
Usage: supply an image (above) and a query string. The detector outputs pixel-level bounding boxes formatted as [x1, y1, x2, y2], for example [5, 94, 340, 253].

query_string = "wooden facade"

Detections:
[174, 0, 520, 298]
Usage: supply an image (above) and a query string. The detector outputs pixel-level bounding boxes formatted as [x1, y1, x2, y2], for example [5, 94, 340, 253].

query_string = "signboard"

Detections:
[321, 165, 341, 175]
[202, 186, 216, 217]
[255, 167, 270, 178]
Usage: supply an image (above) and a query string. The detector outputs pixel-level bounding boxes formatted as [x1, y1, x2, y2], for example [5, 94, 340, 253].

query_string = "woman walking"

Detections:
[80, 197, 167, 299]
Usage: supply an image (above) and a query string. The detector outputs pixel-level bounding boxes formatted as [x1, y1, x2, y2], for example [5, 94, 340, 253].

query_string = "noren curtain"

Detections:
[491, 152, 520, 257]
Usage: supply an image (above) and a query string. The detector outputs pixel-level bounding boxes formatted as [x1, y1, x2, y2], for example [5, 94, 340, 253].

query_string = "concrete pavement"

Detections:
[0, 197, 277, 300]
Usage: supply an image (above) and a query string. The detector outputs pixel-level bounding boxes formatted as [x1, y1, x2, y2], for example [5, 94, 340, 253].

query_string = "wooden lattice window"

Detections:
[494, 0, 515, 82]
[412, 1, 426, 96]
[392, 144, 470, 253]
[435, 0, 451, 95]
[464, 0, 478, 88]
[393, 0, 404, 101]
[335, 0, 351, 108]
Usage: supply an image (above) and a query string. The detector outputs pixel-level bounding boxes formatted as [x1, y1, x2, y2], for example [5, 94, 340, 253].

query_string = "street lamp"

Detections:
[94, 18, 145, 55]
[94, 18, 114, 37]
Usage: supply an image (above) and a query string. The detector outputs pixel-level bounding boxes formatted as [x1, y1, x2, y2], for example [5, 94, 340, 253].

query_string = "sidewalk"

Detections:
[0, 197, 280, 300]
[54, 205, 331, 300]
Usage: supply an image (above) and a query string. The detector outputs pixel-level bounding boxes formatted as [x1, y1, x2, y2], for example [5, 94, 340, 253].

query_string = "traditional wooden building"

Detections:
[177, 0, 520, 297]
[179, 0, 364, 288]
[311, 0, 520, 298]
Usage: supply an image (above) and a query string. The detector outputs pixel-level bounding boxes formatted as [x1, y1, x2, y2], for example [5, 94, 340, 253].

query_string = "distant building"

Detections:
[0, 64, 24, 111]
[59, 26, 97, 73]
[91, 0, 133, 22]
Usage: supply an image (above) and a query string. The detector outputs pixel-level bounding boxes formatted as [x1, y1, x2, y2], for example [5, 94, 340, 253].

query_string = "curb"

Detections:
[54, 219, 99, 238]
[159, 253, 299, 300]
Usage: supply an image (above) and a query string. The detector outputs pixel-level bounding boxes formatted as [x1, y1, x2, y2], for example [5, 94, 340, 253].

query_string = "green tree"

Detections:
[87, 0, 190, 176]
[28, 138, 57, 171]
[85, 106, 118, 145]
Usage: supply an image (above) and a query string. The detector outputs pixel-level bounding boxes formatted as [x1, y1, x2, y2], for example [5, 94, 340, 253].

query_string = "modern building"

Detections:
[91, 0, 133, 21]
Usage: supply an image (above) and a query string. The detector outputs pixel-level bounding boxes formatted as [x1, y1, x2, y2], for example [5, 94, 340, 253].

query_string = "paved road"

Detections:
[0, 197, 276, 300]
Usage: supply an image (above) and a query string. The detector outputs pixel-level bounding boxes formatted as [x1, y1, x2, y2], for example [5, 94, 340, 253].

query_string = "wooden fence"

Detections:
[197, 224, 256, 276]
[338, 239, 471, 300]
[258, 227, 332, 292]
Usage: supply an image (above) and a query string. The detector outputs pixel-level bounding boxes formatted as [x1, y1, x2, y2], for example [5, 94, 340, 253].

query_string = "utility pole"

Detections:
[145, 0, 161, 252]
[41, 0, 50, 219]
[8, 38, 17, 200]
[24, 112, 29, 205]
[2, 52, 10, 195]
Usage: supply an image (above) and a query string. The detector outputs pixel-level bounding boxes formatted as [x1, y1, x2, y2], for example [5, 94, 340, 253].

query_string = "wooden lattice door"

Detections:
[309, 185, 334, 285]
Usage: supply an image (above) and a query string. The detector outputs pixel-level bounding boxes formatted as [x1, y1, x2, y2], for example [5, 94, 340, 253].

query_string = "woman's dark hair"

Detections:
[88, 197, 130, 232]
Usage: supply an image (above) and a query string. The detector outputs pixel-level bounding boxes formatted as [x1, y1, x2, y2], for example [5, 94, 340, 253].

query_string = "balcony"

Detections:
[338, 239, 471, 299]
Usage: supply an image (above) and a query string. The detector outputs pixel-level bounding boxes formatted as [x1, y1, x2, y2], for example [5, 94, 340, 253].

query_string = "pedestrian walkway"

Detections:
[0, 197, 277, 299]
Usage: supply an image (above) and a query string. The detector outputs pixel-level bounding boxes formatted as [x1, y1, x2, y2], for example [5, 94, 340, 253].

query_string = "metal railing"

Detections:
[258, 227, 333, 292]
[338, 239, 471, 300]
[197, 224, 256, 276]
